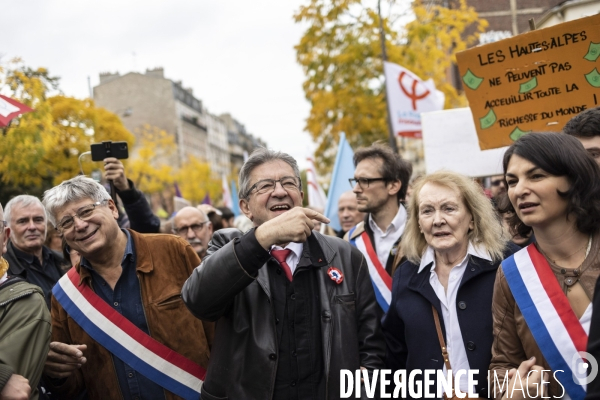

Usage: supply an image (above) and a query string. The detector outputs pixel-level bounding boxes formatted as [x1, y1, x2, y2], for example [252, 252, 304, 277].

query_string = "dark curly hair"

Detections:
[498, 132, 600, 237]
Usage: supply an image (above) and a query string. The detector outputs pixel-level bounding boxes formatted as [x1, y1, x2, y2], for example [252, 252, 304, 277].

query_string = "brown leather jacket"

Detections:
[48, 230, 214, 400]
[489, 241, 600, 399]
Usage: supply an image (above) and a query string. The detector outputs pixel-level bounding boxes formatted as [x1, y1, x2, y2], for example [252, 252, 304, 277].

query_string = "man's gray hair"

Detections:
[238, 148, 301, 199]
[5, 195, 47, 227]
[43, 175, 111, 227]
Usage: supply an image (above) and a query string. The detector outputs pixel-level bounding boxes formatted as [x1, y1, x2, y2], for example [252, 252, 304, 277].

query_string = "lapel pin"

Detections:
[327, 267, 344, 284]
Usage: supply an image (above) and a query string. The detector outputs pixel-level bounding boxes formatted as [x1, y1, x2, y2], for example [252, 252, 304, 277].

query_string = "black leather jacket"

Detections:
[182, 228, 386, 400]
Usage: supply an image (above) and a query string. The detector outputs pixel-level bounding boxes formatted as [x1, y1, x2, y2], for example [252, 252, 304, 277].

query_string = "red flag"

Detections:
[0, 95, 34, 127]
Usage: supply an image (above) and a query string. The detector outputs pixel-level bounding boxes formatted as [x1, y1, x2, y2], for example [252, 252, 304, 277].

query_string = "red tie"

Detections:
[271, 249, 293, 281]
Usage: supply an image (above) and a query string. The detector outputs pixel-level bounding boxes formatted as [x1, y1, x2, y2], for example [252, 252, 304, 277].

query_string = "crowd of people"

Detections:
[1, 106, 600, 400]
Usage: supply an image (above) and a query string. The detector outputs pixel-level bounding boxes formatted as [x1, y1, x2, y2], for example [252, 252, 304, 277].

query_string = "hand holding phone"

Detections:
[103, 158, 130, 191]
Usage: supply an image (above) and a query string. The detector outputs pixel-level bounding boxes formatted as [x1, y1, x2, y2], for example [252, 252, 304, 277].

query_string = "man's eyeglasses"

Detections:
[245, 176, 300, 197]
[0, 221, 6, 230]
[491, 179, 505, 187]
[173, 222, 210, 236]
[349, 177, 387, 190]
[57, 201, 107, 233]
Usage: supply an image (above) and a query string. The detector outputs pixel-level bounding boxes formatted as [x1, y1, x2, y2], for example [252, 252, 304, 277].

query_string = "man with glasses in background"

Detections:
[40, 175, 212, 400]
[345, 143, 412, 313]
[173, 206, 213, 259]
[182, 148, 385, 400]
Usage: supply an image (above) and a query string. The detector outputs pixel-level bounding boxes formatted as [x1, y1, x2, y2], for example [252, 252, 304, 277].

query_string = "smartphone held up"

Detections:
[90, 141, 129, 162]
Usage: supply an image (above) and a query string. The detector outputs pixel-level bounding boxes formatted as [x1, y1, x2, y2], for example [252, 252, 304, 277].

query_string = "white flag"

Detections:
[222, 175, 233, 209]
[306, 157, 327, 210]
[0, 97, 19, 118]
[384, 61, 445, 138]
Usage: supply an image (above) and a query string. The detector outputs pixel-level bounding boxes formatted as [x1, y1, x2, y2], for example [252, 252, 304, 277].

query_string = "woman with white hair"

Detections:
[382, 170, 516, 399]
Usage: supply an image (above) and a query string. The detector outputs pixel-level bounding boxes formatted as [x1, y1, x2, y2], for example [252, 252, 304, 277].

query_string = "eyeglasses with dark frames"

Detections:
[245, 176, 300, 197]
[173, 221, 210, 236]
[57, 201, 108, 233]
[349, 177, 387, 190]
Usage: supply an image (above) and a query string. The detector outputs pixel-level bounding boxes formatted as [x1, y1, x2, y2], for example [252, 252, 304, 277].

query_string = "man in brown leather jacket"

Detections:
[40, 176, 213, 400]
[182, 148, 386, 400]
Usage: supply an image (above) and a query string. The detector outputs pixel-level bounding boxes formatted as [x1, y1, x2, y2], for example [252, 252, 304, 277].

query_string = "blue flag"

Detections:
[230, 180, 241, 217]
[323, 132, 355, 232]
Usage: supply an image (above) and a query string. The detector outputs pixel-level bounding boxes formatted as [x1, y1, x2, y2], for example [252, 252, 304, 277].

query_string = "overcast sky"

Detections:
[1, 0, 315, 168]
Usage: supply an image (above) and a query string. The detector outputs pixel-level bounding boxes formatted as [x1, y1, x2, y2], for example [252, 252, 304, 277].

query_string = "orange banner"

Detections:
[456, 14, 600, 150]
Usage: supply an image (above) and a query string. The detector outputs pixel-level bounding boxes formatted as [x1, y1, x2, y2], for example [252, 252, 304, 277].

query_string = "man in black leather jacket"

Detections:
[182, 148, 385, 400]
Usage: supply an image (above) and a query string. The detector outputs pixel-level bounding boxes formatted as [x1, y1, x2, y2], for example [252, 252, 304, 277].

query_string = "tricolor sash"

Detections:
[502, 245, 589, 400]
[53, 268, 206, 400]
[349, 227, 392, 312]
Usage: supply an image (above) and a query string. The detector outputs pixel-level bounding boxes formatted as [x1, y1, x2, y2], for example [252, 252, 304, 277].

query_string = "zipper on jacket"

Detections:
[0, 290, 35, 306]
[325, 315, 333, 398]
[264, 279, 279, 400]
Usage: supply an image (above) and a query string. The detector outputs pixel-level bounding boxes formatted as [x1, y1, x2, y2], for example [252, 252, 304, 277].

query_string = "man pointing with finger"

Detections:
[182, 148, 385, 400]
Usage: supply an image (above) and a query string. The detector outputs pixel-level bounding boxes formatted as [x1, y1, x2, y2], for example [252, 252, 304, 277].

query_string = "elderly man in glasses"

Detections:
[40, 175, 213, 400]
[182, 148, 385, 400]
[345, 143, 412, 313]
[173, 207, 213, 259]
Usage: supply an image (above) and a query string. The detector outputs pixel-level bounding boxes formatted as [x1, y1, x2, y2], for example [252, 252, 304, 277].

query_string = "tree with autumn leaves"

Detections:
[294, 0, 487, 173]
[126, 125, 222, 205]
[0, 59, 135, 203]
[0, 58, 221, 206]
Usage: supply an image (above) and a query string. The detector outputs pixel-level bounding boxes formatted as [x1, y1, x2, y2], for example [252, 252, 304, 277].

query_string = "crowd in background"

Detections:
[1, 107, 600, 400]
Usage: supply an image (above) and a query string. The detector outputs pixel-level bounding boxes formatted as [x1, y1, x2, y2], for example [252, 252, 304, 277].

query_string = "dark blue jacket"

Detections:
[382, 245, 517, 399]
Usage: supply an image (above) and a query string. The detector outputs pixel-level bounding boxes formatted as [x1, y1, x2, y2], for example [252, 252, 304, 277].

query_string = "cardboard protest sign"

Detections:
[456, 14, 600, 150]
[422, 108, 507, 177]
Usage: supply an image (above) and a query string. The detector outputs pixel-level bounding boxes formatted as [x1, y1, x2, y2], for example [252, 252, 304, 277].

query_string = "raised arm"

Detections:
[182, 228, 267, 321]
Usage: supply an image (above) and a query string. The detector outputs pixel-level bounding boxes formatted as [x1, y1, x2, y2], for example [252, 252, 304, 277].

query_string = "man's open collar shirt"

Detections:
[79, 229, 166, 400]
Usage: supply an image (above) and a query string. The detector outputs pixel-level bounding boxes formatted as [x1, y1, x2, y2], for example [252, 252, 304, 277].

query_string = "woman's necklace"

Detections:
[540, 235, 592, 264]
[538, 235, 592, 287]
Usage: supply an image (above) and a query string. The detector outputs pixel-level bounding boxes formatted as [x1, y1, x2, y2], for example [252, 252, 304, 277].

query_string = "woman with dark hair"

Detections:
[490, 132, 600, 400]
